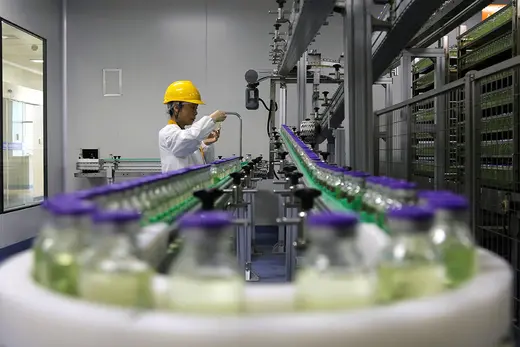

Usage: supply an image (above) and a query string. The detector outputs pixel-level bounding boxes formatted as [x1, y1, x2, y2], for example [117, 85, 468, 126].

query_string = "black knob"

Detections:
[323, 91, 329, 97]
[294, 188, 321, 211]
[292, 126, 297, 132]
[274, 23, 281, 30]
[239, 156, 244, 160]
[333, 64, 341, 71]
[218, 155, 223, 159]
[276, 0, 286, 7]
[289, 172, 303, 186]
[272, 126, 277, 131]
[295, 131, 301, 137]
[314, 107, 319, 113]
[320, 151, 330, 161]
[193, 188, 224, 211]
[279, 151, 289, 160]
[229, 172, 243, 185]
[283, 165, 297, 174]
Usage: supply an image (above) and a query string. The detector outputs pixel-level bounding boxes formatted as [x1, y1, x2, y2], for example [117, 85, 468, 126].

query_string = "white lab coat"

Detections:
[159, 115, 216, 173]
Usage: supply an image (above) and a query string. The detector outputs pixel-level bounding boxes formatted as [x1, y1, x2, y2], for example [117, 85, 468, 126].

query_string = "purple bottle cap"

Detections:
[427, 196, 468, 210]
[180, 211, 232, 229]
[51, 199, 97, 216]
[349, 171, 370, 178]
[390, 181, 417, 190]
[308, 212, 358, 227]
[417, 190, 455, 199]
[387, 206, 434, 221]
[92, 209, 141, 224]
[365, 176, 381, 184]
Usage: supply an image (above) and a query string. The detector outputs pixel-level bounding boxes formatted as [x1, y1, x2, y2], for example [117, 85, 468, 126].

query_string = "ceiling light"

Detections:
[2, 35, 17, 39]
[30, 59, 44, 63]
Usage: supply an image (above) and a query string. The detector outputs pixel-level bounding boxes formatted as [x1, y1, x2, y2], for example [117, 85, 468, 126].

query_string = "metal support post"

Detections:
[268, 79, 277, 179]
[278, 82, 287, 128]
[463, 72, 476, 224]
[400, 52, 413, 180]
[343, 0, 373, 173]
[434, 56, 447, 190]
[297, 52, 307, 124]
[243, 192, 259, 282]
[335, 127, 346, 167]
[273, 195, 286, 253]
[235, 206, 248, 277]
[384, 84, 393, 176]
[327, 134, 335, 165]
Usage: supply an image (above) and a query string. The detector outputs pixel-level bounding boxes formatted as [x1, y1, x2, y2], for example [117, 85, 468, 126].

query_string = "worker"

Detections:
[159, 80, 227, 173]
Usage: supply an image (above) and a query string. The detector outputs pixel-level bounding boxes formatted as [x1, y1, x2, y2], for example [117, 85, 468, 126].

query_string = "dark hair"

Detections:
[166, 101, 183, 118]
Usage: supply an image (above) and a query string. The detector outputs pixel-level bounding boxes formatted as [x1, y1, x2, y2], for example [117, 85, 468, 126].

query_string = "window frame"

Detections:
[0, 19, 47, 213]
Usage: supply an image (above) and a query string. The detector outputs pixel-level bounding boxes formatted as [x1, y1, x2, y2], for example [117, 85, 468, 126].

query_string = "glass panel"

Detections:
[2, 22, 45, 211]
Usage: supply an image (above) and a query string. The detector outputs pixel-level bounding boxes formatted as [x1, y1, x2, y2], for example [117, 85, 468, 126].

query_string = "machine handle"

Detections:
[294, 188, 321, 211]
[229, 172, 244, 185]
[193, 188, 224, 210]
[289, 172, 303, 186]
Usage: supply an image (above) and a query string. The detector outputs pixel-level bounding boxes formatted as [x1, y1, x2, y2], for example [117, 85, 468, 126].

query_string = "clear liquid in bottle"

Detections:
[168, 211, 244, 314]
[296, 212, 377, 311]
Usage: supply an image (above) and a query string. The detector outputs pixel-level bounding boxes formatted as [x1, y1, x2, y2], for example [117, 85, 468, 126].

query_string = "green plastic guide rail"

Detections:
[146, 176, 233, 226]
[281, 132, 384, 230]
[103, 158, 161, 162]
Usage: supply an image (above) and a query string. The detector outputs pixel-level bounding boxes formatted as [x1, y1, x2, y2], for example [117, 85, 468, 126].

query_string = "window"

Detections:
[2, 21, 46, 211]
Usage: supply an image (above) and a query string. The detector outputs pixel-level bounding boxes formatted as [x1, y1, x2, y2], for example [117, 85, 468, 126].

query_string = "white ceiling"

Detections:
[2, 22, 44, 75]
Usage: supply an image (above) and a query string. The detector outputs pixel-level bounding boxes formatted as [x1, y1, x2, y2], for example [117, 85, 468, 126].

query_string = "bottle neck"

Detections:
[181, 228, 232, 268]
[94, 226, 138, 256]
[307, 230, 361, 268]
[434, 209, 467, 225]
[387, 219, 432, 236]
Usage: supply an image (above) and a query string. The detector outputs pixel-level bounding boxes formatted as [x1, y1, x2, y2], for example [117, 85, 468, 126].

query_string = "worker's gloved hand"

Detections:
[204, 130, 220, 145]
[210, 110, 227, 122]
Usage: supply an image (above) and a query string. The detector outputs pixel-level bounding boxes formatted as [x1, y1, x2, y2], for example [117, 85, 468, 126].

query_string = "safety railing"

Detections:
[374, 54, 520, 330]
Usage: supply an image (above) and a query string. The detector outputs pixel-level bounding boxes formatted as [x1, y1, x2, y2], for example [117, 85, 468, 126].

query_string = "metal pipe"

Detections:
[278, 83, 287, 128]
[223, 112, 243, 158]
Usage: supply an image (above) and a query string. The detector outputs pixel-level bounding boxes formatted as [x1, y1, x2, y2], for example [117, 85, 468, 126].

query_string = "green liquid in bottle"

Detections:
[377, 263, 445, 302]
[47, 252, 78, 296]
[442, 243, 477, 287]
[33, 247, 48, 285]
[296, 269, 376, 311]
[169, 276, 244, 314]
[80, 271, 154, 308]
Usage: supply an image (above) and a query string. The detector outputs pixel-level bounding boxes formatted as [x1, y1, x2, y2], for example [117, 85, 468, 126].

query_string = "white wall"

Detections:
[65, 0, 346, 191]
[0, 0, 63, 248]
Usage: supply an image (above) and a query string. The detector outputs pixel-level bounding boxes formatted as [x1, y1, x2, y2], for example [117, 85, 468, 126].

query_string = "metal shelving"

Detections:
[277, 0, 337, 76]
[319, 0, 477, 143]
[458, 4, 513, 77]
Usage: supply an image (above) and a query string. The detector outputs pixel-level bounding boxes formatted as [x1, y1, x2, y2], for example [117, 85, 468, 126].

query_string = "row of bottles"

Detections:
[297, 198, 476, 310]
[33, 189, 476, 314]
[73, 158, 240, 225]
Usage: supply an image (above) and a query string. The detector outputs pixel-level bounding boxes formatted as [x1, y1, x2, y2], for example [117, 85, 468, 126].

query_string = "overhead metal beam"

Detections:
[372, 0, 446, 81]
[408, 0, 493, 48]
[277, 0, 336, 76]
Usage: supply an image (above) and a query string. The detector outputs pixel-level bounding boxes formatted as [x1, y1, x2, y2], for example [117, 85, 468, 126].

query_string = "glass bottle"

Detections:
[78, 210, 154, 308]
[428, 196, 477, 287]
[40, 199, 96, 296]
[296, 212, 377, 311]
[168, 211, 244, 314]
[377, 206, 446, 302]
[33, 198, 59, 285]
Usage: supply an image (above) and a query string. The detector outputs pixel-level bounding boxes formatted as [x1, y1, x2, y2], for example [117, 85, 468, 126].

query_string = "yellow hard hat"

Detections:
[163, 80, 205, 105]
